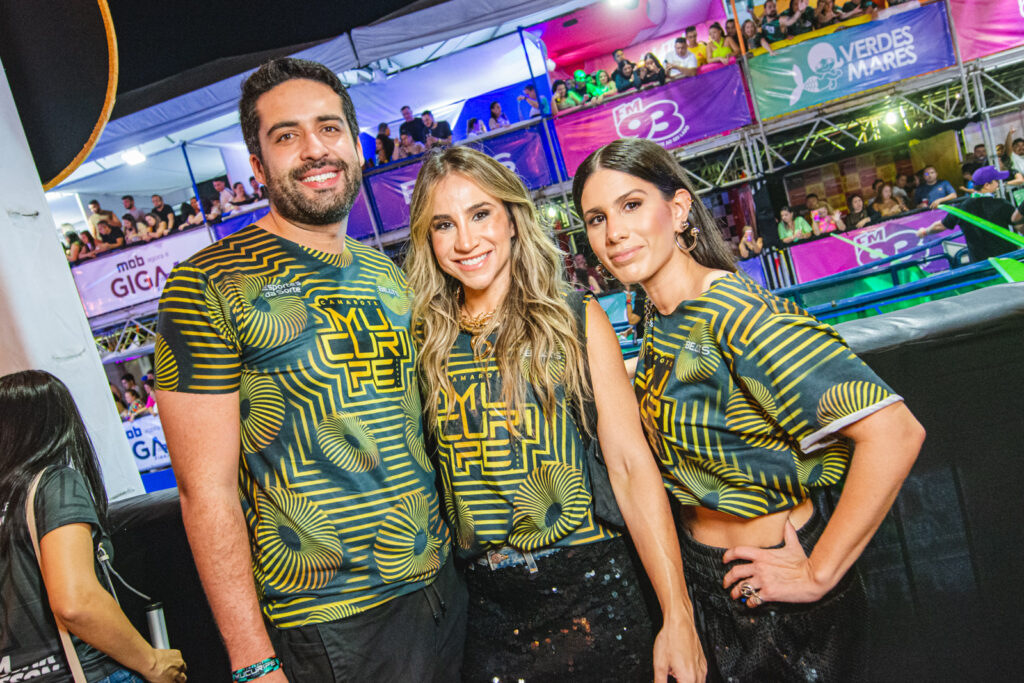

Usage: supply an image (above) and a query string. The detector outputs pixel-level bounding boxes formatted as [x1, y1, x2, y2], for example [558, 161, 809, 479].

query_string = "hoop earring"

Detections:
[674, 221, 700, 253]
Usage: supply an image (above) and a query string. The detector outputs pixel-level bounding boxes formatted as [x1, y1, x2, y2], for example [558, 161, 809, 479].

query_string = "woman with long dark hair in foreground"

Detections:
[405, 146, 706, 681]
[0, 370, 186, 682]
[573, 138, 925, 681]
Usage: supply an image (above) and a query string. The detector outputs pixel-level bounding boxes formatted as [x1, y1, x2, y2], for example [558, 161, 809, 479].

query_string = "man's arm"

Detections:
[157, 390, 287, 682]
[929, 185, 958, 209]
[106, 212, 122, 229]
[165, 211, 176, 232]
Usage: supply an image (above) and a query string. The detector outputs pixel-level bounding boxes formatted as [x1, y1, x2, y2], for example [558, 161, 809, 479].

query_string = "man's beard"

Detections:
[264, 157, 361, 226]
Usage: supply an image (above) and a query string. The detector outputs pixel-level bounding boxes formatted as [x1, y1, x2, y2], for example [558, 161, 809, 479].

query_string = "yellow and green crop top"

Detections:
[432, 291, 619, 558]
[634, 271, 901, 518]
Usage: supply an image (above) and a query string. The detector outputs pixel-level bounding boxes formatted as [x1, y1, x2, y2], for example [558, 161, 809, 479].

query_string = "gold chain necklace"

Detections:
[458, 308, 496, 334]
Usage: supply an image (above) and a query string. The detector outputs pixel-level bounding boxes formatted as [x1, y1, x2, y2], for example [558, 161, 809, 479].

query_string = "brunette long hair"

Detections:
[0, 370, 108, 564]
[571, 138, 736, 272]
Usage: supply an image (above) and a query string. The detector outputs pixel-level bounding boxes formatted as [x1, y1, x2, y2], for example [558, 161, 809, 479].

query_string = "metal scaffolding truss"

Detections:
[93, 314, 159, 365]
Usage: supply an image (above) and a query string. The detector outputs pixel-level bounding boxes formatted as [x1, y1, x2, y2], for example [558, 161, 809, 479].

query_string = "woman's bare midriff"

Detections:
[682, 497, 814, 549]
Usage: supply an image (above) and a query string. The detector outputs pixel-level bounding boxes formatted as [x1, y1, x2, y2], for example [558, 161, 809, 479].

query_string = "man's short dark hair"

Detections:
[122, 195, 133, 202]
[685, 25, 697, 34]
[378, 122, 389, 132]
[1014, 137, 1024, 146]
[152, 194, 162, 200]
[524, 84, 537, 93]
[240, 57, 359, 160]
[974, 143, 985, 151]
[96, 220, 110, 229]
[675, 37, 686, 45]
[88, 199, 99, 206]
[806, 193, 818, 200]
[249, 175, 256, 182]
[401, 105, 411, 112]
[122, 373, 135, 382]
[422, 110, 433, 117]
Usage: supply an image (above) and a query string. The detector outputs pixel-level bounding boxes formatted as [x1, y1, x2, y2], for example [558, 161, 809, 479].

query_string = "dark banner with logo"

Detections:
[366, 124, 556, 232]
[553, 65, 752, 176]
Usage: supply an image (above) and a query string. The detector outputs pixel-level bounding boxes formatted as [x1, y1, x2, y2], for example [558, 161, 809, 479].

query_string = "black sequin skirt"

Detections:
[679, 502, 868, 682]
[461, 536, 657, 682]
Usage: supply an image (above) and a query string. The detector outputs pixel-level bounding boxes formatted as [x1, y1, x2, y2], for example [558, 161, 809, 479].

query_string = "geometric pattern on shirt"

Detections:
[154, 225, 448, 627]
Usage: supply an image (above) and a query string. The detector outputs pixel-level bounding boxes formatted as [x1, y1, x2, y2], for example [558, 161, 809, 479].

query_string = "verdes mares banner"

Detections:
[366, 124, 555, 232]
[71, 228, 213, 317]
[787, 210, 960, 283]
[748, 3, 955, 119]
[554, 64, 751, 176]
[950, 0, 1024, 62]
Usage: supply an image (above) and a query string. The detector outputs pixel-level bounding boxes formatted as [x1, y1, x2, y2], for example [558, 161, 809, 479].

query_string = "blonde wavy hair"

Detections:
[405, 146, 591, 438]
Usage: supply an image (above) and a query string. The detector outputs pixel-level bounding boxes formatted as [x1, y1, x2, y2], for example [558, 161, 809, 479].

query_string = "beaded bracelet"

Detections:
[232, 657, 282, 682]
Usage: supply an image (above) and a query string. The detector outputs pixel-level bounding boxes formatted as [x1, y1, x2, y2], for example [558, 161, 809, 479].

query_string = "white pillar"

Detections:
[0, 59, 144, 499]
[219, 136, 255, 189]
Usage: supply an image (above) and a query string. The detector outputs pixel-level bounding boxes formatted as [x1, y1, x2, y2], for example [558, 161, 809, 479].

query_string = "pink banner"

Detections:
[787, 210, 962, 283]
[528, 0, 725, 74]
[950, 0, 1024, 62]
[554, 65, 752, 176]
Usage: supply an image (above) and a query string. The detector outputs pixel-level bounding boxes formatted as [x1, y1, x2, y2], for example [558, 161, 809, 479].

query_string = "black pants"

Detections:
[461, 536, 656, 683]
[269, 557, 468, 682]
[679, 503, 867, 682]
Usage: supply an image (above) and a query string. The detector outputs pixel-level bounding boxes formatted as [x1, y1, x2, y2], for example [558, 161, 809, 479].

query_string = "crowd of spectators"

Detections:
[774, 157, 1017, 245]
[64, 178, 267, 264]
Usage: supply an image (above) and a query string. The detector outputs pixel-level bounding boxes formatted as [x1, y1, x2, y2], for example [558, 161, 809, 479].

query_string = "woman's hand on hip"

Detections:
[721, 520, 829, 606]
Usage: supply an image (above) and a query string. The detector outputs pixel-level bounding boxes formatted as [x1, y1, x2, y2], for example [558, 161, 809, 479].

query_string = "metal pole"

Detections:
[180, 143, 207, 224]
[518, 27, 540, 92]
[943, 0, 974, 116]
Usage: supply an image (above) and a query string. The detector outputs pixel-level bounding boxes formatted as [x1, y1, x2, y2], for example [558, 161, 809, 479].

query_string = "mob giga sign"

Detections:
[71, 229, 213, 317]
[747, 3, 956, 119]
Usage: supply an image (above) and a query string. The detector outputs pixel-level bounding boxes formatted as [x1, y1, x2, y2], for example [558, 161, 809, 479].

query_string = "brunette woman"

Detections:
[573, 138, 924, 681]
[0, 370, 186, 682]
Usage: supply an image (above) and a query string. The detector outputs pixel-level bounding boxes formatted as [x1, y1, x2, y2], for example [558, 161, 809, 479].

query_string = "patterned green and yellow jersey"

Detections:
[634, 272, 900, 518]
[155, 224, 449, 628]
[433, 291, 619, 558]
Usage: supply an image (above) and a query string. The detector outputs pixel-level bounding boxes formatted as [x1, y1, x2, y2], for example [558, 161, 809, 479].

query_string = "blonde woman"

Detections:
[405, 147, 705, 682]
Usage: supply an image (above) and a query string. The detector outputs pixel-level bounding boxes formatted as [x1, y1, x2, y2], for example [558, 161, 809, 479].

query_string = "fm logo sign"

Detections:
[612, 98, 689, 144]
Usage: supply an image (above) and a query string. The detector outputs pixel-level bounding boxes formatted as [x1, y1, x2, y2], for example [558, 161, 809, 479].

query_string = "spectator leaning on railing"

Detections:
[912, 166, 957, 209]
[86, 199, 121, 238]
[393, 131, 426, 160]
[613, 60, 642, 93]
[758, 0, 786, 45]
[422, 110, 453, 149]
[918, 165, 1024, 262]
[399, 104, 427, 144]
[638, 53, 667, 88]
[684, 25, 707, 67]
[121, 194, 145, 222]
[151, 194, 176, 233]
[705, 22, 738, 65]
[664, 36, 699, 78]
[781, 0, 816, 37]
[93, 220, 124, 253]
[777, 205, 814, 243]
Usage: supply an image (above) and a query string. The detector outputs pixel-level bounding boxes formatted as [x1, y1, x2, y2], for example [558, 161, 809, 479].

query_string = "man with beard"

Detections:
[155, 58, 465, 683]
